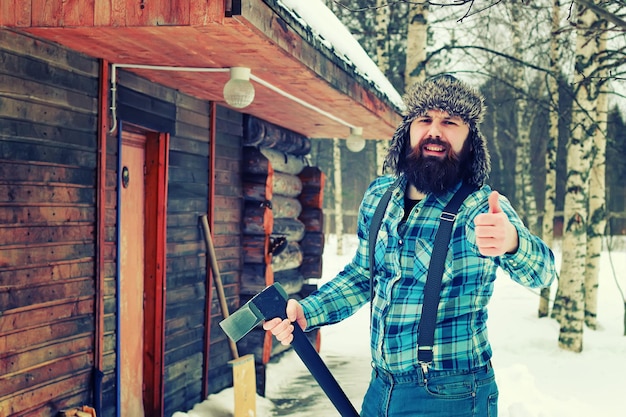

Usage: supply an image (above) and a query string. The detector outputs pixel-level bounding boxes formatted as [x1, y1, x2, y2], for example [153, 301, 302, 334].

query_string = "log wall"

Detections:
[238, 116, 324, 395]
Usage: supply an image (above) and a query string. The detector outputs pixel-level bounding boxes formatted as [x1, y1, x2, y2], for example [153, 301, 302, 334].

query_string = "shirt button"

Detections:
[399, 239, 403, 245]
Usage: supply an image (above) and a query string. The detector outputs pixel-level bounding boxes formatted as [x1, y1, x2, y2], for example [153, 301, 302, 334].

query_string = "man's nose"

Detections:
[427, 122, 442, 138]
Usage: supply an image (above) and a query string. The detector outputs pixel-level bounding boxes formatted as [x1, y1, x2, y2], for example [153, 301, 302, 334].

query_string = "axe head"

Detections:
[219, 283, 289, 342]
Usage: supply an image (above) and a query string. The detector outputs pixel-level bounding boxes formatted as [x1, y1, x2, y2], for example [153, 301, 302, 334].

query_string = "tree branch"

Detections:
[574, 0, 626, 30]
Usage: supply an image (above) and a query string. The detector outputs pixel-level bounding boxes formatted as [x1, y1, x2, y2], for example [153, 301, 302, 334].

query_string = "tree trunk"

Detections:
[584, 26, 608, 330]
[377, 139, 387, 176]
[511, 5, 539, 234]
[405, 3, 428, 86]
[375, 0, 390, 72]
[538, 0, 561, 318]
[556, 4, 601, 353]
[333, 138, 344, 255]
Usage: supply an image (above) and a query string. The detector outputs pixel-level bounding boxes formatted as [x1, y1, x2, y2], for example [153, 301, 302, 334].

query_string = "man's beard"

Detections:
[403, 138, 472, 195]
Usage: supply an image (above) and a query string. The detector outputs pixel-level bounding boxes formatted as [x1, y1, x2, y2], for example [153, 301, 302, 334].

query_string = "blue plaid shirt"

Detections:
[300, 175, 556, 373]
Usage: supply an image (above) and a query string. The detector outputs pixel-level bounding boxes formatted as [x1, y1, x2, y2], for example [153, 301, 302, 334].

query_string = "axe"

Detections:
[219, 283, 359, 417]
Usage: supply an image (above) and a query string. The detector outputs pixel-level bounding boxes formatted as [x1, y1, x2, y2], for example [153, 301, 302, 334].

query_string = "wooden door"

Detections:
[120, 131, 147, 417]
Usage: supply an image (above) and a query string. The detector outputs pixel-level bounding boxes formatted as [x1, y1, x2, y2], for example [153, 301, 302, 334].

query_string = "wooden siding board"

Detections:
[166, 224, 202, 243]
[0, 371, 91, 416]
[0, 31, 98, 76]
[1, 315, 93, 355]
[168, 165, 208, 184]
[167, 197, 207, 213]
[1, 242, 95, 268]
[0, 260, 93, 285]
[0, 334, 92, 376]
[168, 149, 209, 171]
[0, 140, 97, 168]
[0, 223, 94, 246]
[0, 351, 93, 398]
[174, 122, 211, 143]
[0, 72, 97, 114]
[0, 95, 97, 131]
[0, 160, 96, 186]
[168, 181, 209, 200]
[176, 106, 210, 130]
[0, 182, 95, 204]
[0, 205, 94, 226]
[0, 278, 94, 312]
[117, 70, 176, 102]
[0, 2, 31, 26]
[0, 120, 96, 149]
[166, 212, 203, 228]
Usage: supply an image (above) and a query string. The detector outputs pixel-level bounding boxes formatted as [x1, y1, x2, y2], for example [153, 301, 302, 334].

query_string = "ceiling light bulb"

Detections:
[223, 67, 255, 108]
[346, 127, 365, 152]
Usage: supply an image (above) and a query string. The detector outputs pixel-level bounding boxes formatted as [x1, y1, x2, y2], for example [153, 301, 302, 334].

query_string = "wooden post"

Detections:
[230, 354, 257, 417]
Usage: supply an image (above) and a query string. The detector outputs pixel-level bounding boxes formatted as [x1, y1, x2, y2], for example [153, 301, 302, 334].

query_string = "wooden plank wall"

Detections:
[205, 105, 244, 396]
[0, 29, 244, 416]
[0, 30, 99, 416]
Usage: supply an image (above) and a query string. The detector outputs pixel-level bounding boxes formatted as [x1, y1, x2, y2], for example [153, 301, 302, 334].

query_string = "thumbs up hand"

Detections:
[473, 191, 519, 256]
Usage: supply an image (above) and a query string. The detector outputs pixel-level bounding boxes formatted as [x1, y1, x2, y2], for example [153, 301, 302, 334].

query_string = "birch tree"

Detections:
[510, 4, 539, 234]
[556, 3, 602, 352]
[375, 0, 392, 175]
[405, 3, 429, 85]
[538, 0, 563, 318]
[584, 23, 609, 330]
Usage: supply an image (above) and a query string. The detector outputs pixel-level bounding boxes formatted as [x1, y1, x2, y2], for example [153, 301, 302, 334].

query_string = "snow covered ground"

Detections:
[173, 234, 626, 417]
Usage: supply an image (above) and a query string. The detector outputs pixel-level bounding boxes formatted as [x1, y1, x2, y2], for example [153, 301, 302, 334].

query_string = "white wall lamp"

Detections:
[223, 67, 255, 108]
[346, 126, 365, 152]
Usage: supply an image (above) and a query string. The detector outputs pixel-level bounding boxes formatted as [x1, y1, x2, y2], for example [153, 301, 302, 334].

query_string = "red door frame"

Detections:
[142, 129, 169, 417]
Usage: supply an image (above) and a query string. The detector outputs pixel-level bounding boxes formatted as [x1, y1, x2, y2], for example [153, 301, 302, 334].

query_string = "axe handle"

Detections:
[201, 214, 239, 360]
[291, 325, 359, 417]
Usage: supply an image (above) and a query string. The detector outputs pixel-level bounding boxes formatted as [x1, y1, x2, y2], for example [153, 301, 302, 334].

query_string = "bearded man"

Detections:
[263, 75, 556, 416]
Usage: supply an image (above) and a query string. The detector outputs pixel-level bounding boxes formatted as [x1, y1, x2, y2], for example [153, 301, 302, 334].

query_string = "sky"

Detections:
[172, 234, 626, 417]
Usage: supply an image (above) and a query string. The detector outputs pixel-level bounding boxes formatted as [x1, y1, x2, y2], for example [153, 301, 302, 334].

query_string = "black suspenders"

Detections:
[368, 178, 475, 368]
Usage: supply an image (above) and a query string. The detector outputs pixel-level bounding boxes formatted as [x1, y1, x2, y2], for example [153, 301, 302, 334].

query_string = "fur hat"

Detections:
[383, 74, 490, 187]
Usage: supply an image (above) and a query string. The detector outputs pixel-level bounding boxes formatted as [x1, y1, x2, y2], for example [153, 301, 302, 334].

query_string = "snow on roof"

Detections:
[276, 0, 406, 111]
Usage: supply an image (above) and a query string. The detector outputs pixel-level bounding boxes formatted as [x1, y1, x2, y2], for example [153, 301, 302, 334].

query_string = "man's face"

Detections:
[404, 109, 472, 195]
[409, 110, 470, 157]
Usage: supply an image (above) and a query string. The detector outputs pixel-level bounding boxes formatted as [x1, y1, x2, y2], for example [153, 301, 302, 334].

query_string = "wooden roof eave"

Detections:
[4, 0, 402, 140]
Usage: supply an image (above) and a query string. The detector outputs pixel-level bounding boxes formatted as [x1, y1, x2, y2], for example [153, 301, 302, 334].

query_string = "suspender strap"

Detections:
[369, 177, 402, 305]
[417, 182, 475, 365]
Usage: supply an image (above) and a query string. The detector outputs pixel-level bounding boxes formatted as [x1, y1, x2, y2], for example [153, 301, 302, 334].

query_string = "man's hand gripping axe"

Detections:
[219, 283, 359, 417]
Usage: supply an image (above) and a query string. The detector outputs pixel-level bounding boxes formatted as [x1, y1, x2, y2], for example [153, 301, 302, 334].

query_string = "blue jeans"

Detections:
[360, 362, 498, 417]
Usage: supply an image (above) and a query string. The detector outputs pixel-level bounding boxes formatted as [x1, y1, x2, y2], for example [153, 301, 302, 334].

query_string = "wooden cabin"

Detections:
[0, 1, 402, 416]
